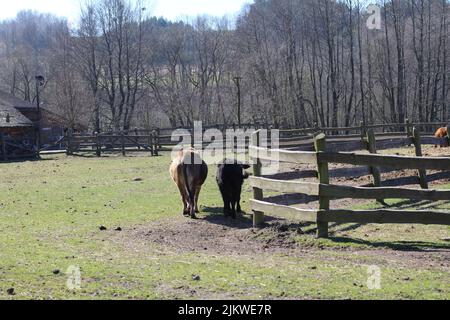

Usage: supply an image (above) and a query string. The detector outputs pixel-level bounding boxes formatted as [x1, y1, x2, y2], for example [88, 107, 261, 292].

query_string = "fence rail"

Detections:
[249, 127, 450, 238]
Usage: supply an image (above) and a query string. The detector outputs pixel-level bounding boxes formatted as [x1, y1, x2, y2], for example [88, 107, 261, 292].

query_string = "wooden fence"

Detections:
[54, 121, 449, 158]
[249, 127, 450, 238]
[0, 132, 36, 161]
[65, 131, 159, 156]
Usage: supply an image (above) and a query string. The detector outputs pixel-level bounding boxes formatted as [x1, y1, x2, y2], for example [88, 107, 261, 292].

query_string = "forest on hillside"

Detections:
[0, 0, 448, 131]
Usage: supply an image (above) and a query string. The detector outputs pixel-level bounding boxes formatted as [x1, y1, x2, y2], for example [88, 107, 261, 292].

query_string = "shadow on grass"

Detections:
[0, 156, 57, 164]
[327, 236, 450, 252]
[201, 203, 450, 252]
[274, 222, 449, 251]
[71, 153, 112, 158]
[201, 206, 280, 230]
[382, 199, 450, 210]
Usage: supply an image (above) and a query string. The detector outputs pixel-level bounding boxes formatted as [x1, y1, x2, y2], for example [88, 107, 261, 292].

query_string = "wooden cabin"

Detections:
[0, 90, 85, 159]
[0, 101, 36, 160]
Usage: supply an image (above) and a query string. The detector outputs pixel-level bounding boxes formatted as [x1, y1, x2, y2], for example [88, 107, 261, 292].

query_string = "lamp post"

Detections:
[35, 75, 45, 152]
[233, 76, 242, 128]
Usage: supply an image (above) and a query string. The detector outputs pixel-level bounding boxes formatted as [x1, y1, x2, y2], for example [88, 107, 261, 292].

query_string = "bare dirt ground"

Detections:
[111, 213, 449, 272]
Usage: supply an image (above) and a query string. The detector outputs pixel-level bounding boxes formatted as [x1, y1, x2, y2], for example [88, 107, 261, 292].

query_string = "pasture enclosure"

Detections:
[1, 153, 448, 299]
[249, 126, 450, 238]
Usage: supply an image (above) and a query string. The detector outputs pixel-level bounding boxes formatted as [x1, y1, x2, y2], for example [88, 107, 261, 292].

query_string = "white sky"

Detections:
[0, 0, 253, 25]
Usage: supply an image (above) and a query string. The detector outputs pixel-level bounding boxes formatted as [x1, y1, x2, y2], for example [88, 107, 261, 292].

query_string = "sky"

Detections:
[0, 0, 253, 25]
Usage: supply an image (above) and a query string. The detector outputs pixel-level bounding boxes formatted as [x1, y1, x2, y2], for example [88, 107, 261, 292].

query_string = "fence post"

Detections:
[405, 119, 413, 137]
[66, 130, 73, 156]
[0, 132, 7, 161]
[251, 130, 264, 228]
[156, 129, 161, 150]
[366, 129, 382, 189]
[96, 133, 101, 157]
[153, 130, 159, 156]
[314, 133, 329, 238]
[446, 126, 450, 147]
[149, 132, 154, 156]
[360, 121, 367, 148]
[135, 128, 141, 151]
[412, 127, 428, 189]
[121, 133, 126, 156]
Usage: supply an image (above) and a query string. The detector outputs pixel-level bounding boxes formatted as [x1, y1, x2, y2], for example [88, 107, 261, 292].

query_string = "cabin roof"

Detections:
[0, 90, 37, 110]
[0, 90, 35, 127]
[0, 90, 87, 131]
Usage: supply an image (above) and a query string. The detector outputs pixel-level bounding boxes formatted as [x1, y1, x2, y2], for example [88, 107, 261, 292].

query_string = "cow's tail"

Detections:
[182, 161, 196, 217]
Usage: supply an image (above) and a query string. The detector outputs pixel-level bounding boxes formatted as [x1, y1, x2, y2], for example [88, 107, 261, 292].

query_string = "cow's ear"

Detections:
[243, 172, 250, 179]
[242, 164, 251, 169]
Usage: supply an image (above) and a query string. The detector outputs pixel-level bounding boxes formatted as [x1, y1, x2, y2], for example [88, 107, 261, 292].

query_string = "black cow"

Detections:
[216, 161, 251, 219]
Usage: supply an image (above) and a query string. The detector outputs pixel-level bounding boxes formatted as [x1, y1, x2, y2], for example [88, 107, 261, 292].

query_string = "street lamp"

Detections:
[233, 76, 242, 128]
[35, 75, 45, 152]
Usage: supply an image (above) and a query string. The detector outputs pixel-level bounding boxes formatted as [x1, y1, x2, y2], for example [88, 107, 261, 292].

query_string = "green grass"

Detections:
[0, 153, 448, 300]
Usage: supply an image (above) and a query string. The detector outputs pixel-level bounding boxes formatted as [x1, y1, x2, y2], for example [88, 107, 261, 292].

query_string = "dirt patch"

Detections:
[108, 214, 450, 270]
[126, 215, 307, 256]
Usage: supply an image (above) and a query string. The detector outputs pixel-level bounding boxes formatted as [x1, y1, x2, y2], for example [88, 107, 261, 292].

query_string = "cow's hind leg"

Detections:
[194, 186, 202, 213]
[176, 183, 189, 216]
[230, 200, 237, 219]
[186, 187, 197, 219]
[235, 188, 243, 214]
[223, 198, 231, 217]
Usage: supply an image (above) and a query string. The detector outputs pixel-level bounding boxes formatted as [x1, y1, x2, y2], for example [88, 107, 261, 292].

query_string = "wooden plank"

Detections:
[279, 139, 314, 148]
[319, 152, 450, 171]
[320, 184, 450, 201]
[283, 137, 412, 153]
[279, 135, 315, 143]
[318, 209, 450, 225]
[250, 200, 318, 222]
[421, 136, 446, 145]
[249, 176, 320, 196]
[315, 133, 329, 238]
[249, 146, 317, 164]
[376, 137, 413, 150]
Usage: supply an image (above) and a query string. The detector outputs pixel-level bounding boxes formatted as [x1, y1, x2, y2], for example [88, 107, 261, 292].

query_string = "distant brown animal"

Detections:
[434, 127, 448, 148]
[169, 148, 208, 219]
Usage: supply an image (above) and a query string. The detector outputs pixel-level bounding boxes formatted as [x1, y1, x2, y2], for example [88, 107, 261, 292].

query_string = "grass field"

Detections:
[0, 153, 449, 300]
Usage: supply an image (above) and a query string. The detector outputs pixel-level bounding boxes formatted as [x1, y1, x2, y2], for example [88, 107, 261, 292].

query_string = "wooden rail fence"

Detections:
[249, 128, 450, 238]
[59, 121, 448, 158]
[65, 131, 160, 156]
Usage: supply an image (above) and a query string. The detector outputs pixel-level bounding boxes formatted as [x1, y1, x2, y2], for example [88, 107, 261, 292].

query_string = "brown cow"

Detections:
[434, 127, 448, 148]
[169, 148, 208, 219]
